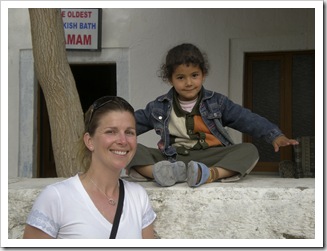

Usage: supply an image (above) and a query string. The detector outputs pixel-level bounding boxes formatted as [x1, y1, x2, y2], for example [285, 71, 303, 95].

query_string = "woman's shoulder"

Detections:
[121, 179, 148, 195]
[35, 175, 83, 206]
[122, 178, 145, 189]
[42, 174, 79, 194]
[51, 174, 78, 186]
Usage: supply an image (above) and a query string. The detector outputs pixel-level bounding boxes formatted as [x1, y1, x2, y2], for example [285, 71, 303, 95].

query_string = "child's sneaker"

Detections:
[153, 161, 186, 187]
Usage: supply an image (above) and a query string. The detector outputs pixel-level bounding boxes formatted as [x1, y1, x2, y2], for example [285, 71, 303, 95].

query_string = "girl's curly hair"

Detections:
[158, 43, 209, 83]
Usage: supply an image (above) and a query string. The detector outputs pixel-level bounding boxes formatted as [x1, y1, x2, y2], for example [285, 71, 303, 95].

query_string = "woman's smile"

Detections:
[110, 150, 129, 156]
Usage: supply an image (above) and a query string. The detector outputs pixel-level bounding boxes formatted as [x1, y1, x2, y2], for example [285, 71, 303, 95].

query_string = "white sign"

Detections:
[61, 8, 102, 51]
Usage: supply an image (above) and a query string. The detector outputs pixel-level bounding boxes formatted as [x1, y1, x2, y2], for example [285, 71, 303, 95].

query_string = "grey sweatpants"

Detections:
[127, 143, 259, 178]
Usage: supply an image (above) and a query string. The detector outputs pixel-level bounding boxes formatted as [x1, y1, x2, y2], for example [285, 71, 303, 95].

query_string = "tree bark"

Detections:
[29, 8, 84, 177]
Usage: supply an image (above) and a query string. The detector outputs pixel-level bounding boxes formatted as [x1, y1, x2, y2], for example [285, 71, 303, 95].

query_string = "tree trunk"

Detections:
[29, 8, 84, 177]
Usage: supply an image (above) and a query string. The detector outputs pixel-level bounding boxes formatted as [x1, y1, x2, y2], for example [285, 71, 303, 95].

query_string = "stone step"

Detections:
[8, 174, 315, 239]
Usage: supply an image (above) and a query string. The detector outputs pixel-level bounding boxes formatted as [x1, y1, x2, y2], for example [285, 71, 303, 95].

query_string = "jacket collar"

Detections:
[157, 87, 174, 102]
[202, 86, 215, 100]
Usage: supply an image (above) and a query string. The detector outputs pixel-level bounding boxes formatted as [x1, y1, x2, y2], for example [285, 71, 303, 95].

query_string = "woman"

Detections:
[23, 96, 156, 239]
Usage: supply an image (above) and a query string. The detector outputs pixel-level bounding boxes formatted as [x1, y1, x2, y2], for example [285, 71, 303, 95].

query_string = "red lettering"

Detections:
[67, 11, 92, 18]
[76, 35, 82, 44]
[67, 34, 76, 44]
[84, 35, 91, 45]
[66, 34, 92, 45]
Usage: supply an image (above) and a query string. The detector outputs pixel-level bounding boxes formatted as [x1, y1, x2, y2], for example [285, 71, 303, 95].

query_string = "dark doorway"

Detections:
[37, 64, 117, 177]
[243, 51, 314, 172]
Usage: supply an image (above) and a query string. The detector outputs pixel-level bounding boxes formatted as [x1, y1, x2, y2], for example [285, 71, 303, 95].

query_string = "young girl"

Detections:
[127, 43, 299, 188]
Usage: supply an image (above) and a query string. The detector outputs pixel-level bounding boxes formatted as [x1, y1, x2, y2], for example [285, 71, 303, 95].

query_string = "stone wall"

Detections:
[8, 174, 315, 239]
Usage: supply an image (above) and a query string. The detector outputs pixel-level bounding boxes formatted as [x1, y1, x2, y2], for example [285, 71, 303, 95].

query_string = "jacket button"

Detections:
[159, 116, 162, 120]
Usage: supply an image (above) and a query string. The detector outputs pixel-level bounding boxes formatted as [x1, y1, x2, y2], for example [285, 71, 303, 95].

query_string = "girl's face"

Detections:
[84, 111, 137, 171]
[170, 64, 205, 101]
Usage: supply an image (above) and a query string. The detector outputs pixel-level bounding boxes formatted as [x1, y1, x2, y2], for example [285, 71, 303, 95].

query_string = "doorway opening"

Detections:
[37, 63, 117, 177]
[243, 50, 314, 172]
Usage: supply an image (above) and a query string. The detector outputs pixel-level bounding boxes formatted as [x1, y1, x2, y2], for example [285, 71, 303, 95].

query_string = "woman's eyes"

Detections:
[105, 129, 135, 136]
[125, 130, 136, 136]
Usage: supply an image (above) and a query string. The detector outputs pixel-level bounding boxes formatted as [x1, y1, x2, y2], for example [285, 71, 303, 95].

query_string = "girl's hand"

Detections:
[272, 135, 299, 152]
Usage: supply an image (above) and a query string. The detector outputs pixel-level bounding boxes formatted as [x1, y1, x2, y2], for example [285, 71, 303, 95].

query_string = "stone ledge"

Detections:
[8, 174, 315, 239]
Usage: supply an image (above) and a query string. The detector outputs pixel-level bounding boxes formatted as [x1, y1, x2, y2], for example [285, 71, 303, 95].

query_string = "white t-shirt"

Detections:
[26, 174, 156, 239]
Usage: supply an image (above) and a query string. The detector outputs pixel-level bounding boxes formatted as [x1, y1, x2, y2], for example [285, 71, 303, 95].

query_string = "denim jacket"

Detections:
[135, 87, 282, 160]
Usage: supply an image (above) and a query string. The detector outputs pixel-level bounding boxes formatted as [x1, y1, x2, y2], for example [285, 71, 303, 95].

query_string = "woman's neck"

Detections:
[81, 167, 120, 194]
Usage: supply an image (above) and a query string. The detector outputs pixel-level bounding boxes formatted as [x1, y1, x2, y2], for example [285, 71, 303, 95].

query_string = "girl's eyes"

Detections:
[175, 73, 199, 80]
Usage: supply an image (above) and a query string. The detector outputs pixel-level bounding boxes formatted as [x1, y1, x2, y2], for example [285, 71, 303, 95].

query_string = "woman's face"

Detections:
[170, 64, 205, 101]
[85, 110, 137, 171]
